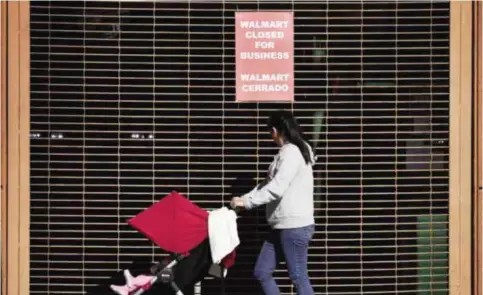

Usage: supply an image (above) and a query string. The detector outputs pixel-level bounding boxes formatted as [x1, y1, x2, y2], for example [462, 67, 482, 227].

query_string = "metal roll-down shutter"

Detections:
[30, 1, 450, 294]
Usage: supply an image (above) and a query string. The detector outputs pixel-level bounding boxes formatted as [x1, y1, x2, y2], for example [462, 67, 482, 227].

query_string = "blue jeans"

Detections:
[253, 224, 315, 295]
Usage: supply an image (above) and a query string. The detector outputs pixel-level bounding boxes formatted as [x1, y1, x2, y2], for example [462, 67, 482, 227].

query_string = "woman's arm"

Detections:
[241, 144, 302, 210]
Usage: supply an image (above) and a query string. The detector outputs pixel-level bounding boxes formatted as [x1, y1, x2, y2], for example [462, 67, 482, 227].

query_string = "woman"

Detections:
[230, 110, 316, 295]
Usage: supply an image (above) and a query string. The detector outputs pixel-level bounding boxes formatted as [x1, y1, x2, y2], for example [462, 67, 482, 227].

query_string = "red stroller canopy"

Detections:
[128, 191, 209, 254]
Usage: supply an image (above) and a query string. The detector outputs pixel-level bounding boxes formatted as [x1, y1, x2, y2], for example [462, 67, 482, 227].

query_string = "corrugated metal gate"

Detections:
[29, 1, 450, 294]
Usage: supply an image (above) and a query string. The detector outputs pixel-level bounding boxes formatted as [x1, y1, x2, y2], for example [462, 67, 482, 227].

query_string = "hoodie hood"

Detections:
[305, 141, 317, 166]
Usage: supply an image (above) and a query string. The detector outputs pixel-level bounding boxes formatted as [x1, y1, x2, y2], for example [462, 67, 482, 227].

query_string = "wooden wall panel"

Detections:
[1, 2, 30, 295]
[449, 1, 473, 295]
[1, 2, 8, 294]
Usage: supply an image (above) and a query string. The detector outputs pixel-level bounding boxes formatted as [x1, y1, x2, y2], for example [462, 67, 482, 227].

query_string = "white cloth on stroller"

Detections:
[208, 207, 240, 265]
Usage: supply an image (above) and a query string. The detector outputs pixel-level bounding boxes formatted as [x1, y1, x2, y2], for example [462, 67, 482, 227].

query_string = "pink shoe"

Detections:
[110, 269, 154, 295]
[110, 284, 129, 295]
[123, 269, 134, 287]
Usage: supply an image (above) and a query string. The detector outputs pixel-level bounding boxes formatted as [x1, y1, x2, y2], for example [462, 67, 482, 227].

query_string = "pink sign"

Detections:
[235, 12, 294, 102]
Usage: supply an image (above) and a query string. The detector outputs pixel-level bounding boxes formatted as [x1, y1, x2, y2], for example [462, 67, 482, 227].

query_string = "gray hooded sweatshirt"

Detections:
[241, 142, 316, 229]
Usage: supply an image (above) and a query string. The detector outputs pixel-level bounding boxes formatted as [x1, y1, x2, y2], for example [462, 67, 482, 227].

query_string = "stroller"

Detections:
[111, 191, 238, 295]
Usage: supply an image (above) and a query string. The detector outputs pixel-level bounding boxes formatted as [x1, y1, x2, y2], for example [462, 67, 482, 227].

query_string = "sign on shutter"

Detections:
[235, 11, 294, 102]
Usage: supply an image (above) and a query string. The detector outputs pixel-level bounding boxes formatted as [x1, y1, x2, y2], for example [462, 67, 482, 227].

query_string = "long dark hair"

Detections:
[267, 110, 312, 164]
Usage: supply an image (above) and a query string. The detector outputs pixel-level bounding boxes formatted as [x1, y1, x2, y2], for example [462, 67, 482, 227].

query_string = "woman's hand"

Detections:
[230, 197, 245, 210]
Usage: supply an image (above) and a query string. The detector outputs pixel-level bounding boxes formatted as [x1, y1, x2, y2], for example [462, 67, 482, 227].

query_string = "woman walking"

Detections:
[230, 110, 316, 295]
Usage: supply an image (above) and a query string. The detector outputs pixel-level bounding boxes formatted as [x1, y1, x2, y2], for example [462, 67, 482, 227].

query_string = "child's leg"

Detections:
[131, 274, 154, 288]
[111, 269, 154, 295]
